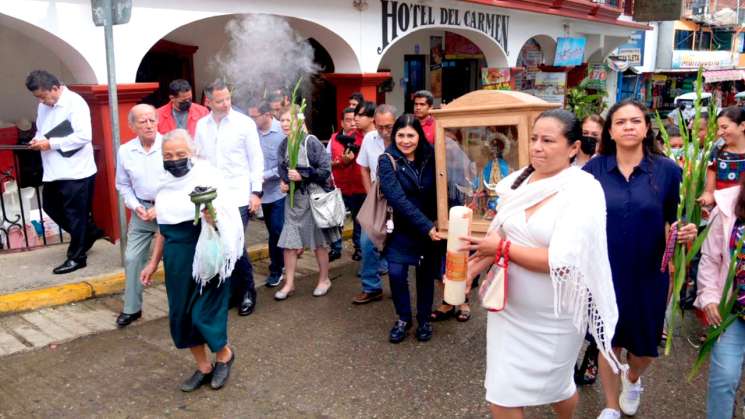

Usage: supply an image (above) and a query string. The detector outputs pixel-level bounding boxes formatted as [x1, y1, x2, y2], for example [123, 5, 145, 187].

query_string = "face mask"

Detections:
[163, 158, 192, 177]
[579, 136, 597, 156]
[176, 100, 191, 112]
[670, 147, 684, 160]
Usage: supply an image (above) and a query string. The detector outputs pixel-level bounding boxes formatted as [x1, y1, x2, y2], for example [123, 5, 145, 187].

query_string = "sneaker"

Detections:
[265, 273, 283, 288]
[352, 290, 383, 304]
[389, 319, 411, 343]
[415, 322, 433, 342]
[619, 370, 643, 416]
[596, 408, 621, 419]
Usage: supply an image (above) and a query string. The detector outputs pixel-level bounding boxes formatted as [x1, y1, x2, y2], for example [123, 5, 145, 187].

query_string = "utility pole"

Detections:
[91, 0, 131, 267]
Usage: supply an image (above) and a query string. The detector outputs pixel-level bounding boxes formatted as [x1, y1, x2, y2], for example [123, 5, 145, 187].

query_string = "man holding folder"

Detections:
[25, 70, 103, 274]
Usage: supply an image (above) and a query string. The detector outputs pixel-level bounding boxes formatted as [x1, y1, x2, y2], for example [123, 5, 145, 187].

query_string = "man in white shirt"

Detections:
[352, 104, 396, 305]
[194, 79, 264, 316]
[114, 104, 164, 328]
[26, 70, 103, 275]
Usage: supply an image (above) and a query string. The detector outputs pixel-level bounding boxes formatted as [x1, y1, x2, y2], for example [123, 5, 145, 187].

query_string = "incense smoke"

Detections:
[213, 15, 319, 108]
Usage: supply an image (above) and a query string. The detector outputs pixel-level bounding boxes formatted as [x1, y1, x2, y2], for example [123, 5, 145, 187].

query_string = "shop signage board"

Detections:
[634, 0, 683, 22]
[614, 30, 646, 66]
[533, 72, 567, 105]
[378, 0, 509, 54]
[481, 68, 511, 90]
[672, 50, 734, 69]
[586, 64, 608, 90]
[430, 36, 443, 98]
[554, 37, 586, 67]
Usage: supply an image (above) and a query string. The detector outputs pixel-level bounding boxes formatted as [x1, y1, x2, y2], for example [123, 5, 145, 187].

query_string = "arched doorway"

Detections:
[135, 13, 346, 141]
[376, 27, 508, 112]
[0, 13, 97, 123]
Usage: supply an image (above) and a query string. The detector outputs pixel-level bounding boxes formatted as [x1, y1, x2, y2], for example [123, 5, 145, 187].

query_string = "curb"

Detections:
[0, 228, 353, 315]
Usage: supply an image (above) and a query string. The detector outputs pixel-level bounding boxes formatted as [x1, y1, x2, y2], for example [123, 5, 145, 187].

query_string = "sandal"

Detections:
[456, 305, 471, 322]
[430, 304, 456, 321]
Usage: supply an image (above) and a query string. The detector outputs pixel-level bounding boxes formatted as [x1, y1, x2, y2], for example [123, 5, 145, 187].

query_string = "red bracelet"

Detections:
[502, 240, 511, 266]
[495, 237, 505, 262]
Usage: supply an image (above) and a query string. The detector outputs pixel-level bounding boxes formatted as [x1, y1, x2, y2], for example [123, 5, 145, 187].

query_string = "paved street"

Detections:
[0, 251, 738, 418]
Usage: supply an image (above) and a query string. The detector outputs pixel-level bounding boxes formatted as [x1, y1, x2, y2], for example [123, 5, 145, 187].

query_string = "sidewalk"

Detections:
[0, 218, 351, 314]
[0, 246, 355, 357]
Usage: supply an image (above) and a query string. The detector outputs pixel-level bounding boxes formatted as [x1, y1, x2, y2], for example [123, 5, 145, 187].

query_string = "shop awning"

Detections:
[703, 69, 745, 83]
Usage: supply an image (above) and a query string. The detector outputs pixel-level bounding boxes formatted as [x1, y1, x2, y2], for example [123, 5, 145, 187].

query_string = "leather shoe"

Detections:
[389, 319, 411, 344]
[238, 291, 256, 316]
[352, 290, 383, 305]
[181, 368, 213, 392]
[352, 248, 362, 261]
[211, 349, 235, 390]
[329, 249, 342, 262]
[116, 311, 142, 328]
[416, 322, 433, 342]
[52, 259, 86, 275]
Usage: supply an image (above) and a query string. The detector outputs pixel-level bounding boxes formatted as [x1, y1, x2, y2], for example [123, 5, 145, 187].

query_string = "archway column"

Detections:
[324, 72, 392, 125]
[68, 83, 159, 244]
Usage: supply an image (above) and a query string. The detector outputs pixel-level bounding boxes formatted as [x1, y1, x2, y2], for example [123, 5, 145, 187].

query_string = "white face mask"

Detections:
[670, 147, 684, 160]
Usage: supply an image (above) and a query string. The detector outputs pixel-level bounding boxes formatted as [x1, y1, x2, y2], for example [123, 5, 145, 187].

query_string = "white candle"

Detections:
[444, 206, 472, 305]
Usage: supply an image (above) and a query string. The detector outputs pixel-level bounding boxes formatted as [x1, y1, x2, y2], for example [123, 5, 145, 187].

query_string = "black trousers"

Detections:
[229, 205, 256, 305]
[42, 174, 100, 263]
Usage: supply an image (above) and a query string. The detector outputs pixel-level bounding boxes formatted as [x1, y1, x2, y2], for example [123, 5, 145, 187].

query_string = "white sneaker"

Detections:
[619, 370, 644, 416]
[596, 408, 621, 419]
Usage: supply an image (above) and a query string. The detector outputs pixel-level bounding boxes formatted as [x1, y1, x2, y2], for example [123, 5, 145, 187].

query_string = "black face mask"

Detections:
[163, 158, 192, 178]
[176, 100, 192, 112]
[579, 136, 598, 156]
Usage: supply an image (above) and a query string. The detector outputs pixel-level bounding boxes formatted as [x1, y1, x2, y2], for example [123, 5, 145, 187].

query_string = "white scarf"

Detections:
[491, 165, 625, 373]
[155, 159, 245, 287]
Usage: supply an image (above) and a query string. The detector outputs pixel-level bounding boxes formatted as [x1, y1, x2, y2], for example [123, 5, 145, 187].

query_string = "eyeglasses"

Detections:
[377, 125, 393, 131]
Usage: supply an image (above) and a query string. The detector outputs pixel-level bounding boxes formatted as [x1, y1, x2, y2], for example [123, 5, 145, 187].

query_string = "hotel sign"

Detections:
[378, 0, 509, 54]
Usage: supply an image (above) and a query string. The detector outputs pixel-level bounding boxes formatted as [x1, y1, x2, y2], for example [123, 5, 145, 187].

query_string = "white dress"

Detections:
[484, 195, 584, 407]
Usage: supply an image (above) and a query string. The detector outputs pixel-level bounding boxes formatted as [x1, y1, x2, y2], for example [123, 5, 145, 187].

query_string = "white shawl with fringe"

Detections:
[155, 159, 244, 287]
[490, 165, 625, 373]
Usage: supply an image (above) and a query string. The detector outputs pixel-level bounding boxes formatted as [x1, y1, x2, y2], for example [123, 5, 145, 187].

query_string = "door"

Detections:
[404, 55, 426, 113]
[442, 59, 480, 104]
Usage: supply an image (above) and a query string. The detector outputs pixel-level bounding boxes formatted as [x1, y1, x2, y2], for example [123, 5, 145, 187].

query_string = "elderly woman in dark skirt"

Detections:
[377, 114, 443, 343]
[140, 129, 243, 392]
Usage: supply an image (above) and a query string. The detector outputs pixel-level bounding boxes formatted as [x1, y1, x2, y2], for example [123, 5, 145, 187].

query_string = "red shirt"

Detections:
[330, 130, 366, 196]
[156, 102, 210, 137]
[420, 116, 436, 144]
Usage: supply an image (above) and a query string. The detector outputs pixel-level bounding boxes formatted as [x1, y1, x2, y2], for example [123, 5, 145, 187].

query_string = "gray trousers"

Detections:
[122, 210, 158, 314]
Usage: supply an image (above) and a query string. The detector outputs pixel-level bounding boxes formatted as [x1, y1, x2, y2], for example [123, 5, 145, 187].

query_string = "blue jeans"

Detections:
[387, 259, 435, 324]
[359, 231, 383, 293]
[708, 318, 745, 419]
[230, 205, 256, 303]
[262, 198, 285, 276]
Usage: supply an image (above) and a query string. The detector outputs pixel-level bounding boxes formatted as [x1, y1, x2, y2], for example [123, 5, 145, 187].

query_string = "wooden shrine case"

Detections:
[431, 90, 560, 236]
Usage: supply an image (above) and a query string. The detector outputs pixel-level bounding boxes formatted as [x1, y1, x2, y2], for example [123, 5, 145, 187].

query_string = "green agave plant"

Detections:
[286, 78, 308, 208]
[655, 67, 718, 357]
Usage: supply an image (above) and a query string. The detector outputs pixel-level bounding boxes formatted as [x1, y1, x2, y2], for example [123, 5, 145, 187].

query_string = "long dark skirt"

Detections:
[160, 221, 230, 352]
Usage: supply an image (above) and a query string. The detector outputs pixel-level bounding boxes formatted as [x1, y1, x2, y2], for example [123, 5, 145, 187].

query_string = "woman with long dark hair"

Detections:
[377, 114, 443, 343]
[584, 100, 697, 419]
[463, 109, 621, 418]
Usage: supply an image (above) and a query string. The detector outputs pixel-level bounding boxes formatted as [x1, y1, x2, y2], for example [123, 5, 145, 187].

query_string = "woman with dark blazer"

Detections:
[377, 114, 443, 344]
